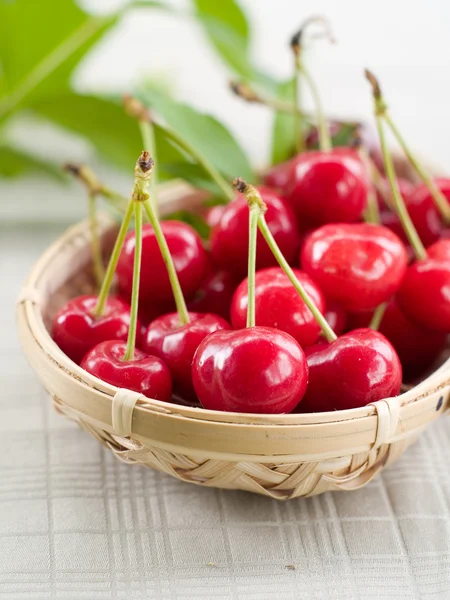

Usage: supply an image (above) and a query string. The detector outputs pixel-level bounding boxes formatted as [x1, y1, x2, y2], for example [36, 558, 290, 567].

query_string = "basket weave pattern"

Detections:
[16, 183, 450, 500]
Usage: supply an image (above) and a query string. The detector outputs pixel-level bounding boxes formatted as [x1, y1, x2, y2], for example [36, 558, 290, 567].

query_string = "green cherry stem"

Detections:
[351, 133, 381, 224]
[87, 192, 105, 289]
[366, 70, 427, 261]
[141, 193, 190, 328]
[233, 178, 337, 343]
[369, 302, 387, 331]
[229, 81, 303, 116]
[123, 201, 143, 361]
[291, 17, 334, 153]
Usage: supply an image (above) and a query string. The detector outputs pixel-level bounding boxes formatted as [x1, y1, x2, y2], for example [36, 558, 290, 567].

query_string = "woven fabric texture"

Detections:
[2, 225, 450, 600]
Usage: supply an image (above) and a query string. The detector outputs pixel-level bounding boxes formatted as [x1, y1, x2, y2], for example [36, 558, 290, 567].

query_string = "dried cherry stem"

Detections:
[230, 81, 302, 115]
[365, 70, 450, 224]
[122, 152, 153, 361]
[233, 178, 337, 342]
[366, 69, 427, 261]
[141, 181, 190, 328]
[291, 16, 334, 152]
[369, 302, 387, 331]
[123, 94, 159, 216]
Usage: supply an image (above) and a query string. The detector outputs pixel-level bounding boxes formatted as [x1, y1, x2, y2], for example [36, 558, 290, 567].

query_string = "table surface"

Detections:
[2, 224, 450, 600]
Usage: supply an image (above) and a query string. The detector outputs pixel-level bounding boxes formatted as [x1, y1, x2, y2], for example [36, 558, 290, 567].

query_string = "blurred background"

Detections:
[1, 0, 450, 224]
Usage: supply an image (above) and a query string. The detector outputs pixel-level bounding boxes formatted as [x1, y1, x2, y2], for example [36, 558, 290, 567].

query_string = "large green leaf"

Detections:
[0, 0, 117, 120]
[270, 78, 298, 165]
[0, 145, 65, 180]
[139, 86, 254, 181]
[31, 93, 194, 177]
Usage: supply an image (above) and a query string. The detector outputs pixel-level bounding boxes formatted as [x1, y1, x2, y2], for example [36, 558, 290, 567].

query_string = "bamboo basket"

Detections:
[16, 180, 450, 500]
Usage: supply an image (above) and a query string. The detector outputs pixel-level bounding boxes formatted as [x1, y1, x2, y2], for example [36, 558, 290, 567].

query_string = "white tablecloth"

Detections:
[2, 224, 450, 600]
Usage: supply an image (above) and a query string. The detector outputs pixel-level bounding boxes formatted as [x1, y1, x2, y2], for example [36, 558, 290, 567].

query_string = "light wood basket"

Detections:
[16, 181, 450, 500]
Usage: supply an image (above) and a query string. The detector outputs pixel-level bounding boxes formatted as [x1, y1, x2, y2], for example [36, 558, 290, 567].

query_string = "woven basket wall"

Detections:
[16, 181, 450, 500]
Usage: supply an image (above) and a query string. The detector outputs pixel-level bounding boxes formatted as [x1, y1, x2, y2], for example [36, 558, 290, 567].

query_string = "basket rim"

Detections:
[16, 182, 450, 433]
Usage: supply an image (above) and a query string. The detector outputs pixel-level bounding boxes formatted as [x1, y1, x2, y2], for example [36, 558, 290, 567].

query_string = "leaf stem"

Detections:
[123, 201, 142, 361]
[88, 192, 105, 289]
[142, 199, 190, 326]
[369, 302, 387, 331]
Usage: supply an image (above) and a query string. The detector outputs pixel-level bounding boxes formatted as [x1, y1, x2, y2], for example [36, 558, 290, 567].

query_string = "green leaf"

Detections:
[31, 93, 188, 175]
[162, 162, 223, 195]
[0, 0, 117, 119]
[164, 209, 211, 239]
[0, 144, 66, 180]
[270, 78, 298, 165]
[139, 85, 254, 181]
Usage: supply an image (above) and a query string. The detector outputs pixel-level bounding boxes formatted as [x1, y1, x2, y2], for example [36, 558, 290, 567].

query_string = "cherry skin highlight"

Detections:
[52, 295, 137, 365]
[209, 186, 300, 280]
[143, 312, 230, 400]
[301, 223, 408, 312]
[299, 329, 402, 413]
[397, 239, 450, 333]
[285, 148, 369, 227]
[192, 327, 308, 413]
[230, 267, 326, 347]
[117, 221, 209, 304]
[80, 340, 172, 401]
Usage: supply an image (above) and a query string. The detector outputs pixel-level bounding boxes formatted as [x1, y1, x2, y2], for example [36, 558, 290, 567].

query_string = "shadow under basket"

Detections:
[16, 181, 450, 500]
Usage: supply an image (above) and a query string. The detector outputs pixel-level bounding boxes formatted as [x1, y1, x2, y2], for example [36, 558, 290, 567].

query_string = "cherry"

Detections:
[209, 186, 300, 280]
[192, 327, 308, 413]
[405, 179, 450, 246]
[299, 329, 402, 412]
[324, 301, 347, 336]
[52, 295, 135, 365]
[187, 270, 237, 320]
[204, 204, 227, 229]
[117, 220, 209, 304]
[301, 223, 408, 312]
[230, 267, 326, 347]
[397, 239, 450, 333]
[378, 300, 447, 379]
[81, 340, 172, 401]
[376, 176, 414, 210]
[143, 312, 230, 400]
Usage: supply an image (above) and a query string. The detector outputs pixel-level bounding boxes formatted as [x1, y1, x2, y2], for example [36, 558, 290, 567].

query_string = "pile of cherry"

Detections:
[51, 67, 450, 415]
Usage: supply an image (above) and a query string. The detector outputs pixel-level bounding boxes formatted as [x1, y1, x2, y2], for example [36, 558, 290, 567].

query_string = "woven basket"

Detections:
[16, 180, 450, 500]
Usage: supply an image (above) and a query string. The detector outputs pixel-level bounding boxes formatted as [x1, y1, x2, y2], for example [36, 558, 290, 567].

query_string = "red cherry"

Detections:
[192, 327, 308, 413]
[301, 223, 408, 312]
[230, 267, 325, 347]
[376, 176, 414, 209]
[204, 204, 226, 229]
[209, 186, 300, 280]
[143, 312, 230, 400]
[187, 270, 238, 320]
[52, 295, 137, 365]
[117, 221, 209, 304]
[324, 301, 347, 336]
[81, 340, 172, 400]
[285, 148, 369, 226]
[264, 155, 298, 192]
[397, 239, 450, 332]
[379, 300, 446, 379]
[405, 179, 450, 246]
[299, 329, 402, 412]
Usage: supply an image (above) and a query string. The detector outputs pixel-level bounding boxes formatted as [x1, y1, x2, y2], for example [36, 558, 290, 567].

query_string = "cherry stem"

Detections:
[94, 199, 134, 318]
[366, 70, 427, 261]
[123, 201, 143, 361]
[142, 198, 190, 328]
[123, 94, 159, 216]
[230, 81, 304, 116]
[352, 135, 380, 224]
[65, 163, 128, 214]
[369, 302, 387, 331]
[233, 178, 337, 342]
[383, 114, 450, 224]
[291, 16, 334, 153]
[87, 192, 105, 289]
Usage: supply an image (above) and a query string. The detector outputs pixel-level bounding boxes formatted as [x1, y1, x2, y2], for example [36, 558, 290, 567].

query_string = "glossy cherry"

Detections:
[301, 223, 408, 312]
[52, 295, 136, 365]
[397, 239, 450, 332]
[285, 148, 369, 227]
[81, 340, 172, 400]
[192, 327, 308, 413]
[231, 267, 326, 347]
[204, 204, 227, 229]
[117, 221, 209, 304]
[376, 176, 413, 210]
[378, 300, 446, 380]
[143, 312, 229, 400]
[405, 179, 450, 246]
[187, 270, 237, 320]
[324, 301, 347, 337]
[299, 329, 402, 412]
[209, 186, 300, 280]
